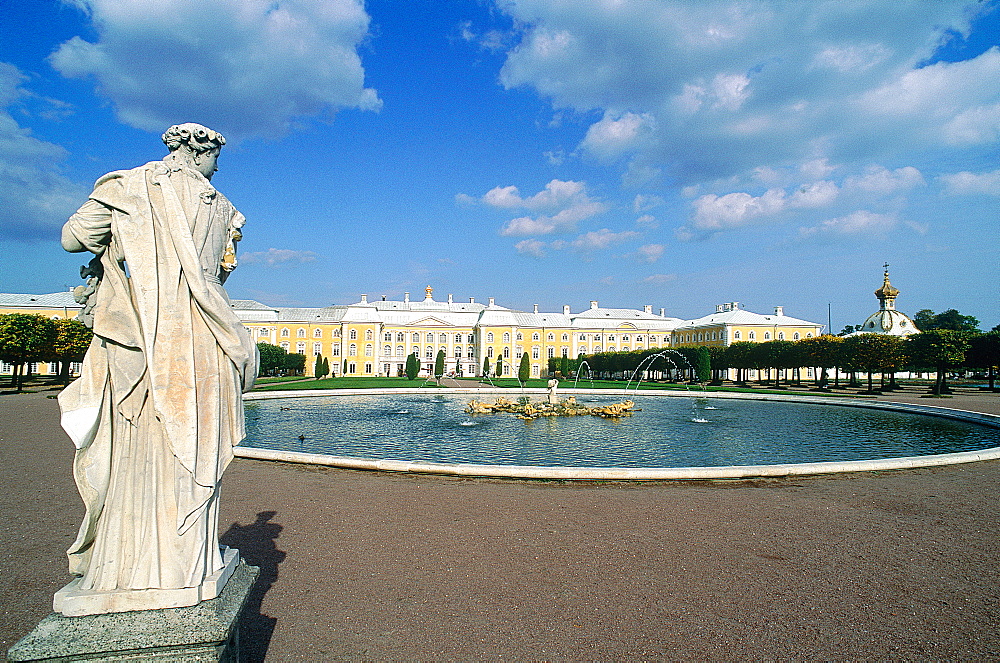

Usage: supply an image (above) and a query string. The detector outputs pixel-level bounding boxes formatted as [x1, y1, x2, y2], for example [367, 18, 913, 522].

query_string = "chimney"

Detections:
[563, 305, 571, 315]
[732, 302, 739, 310]
[659, 308, 665, 317]
[360, 294, 368, 304]
[590, 300, 598, 310]
[533, 304, 538, 314]
[774, 306, 784, 317]
[489, 297, 495, 307]
[469, 297, 475, 303]
[448, 294, 453, 304]
[716, 304, 724, 313]
[644, 305, 653, 314]
[404, 292, 410, 303]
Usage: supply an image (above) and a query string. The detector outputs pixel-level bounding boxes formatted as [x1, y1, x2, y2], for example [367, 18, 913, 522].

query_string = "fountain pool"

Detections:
[236, 390, 1000, 480]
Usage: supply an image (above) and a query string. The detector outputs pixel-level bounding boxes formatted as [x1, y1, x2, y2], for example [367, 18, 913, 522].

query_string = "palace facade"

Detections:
[1, 286, 825, 379]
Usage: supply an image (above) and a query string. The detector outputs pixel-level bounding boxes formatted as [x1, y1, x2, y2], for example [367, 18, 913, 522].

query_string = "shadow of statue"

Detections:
[220, 511, 285, 662]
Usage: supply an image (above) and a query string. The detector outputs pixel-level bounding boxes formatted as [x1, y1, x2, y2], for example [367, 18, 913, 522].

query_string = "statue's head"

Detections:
[161, 123, 226, 180]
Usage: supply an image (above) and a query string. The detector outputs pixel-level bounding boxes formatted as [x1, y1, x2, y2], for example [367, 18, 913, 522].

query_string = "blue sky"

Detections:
[1, 0, 998, 331]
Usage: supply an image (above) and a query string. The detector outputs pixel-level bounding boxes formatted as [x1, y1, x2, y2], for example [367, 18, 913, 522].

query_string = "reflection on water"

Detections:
[242, 394, 998, 468]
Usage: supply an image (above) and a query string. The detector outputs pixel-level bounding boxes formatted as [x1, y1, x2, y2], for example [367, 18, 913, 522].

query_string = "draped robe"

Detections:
[58, 160, 256, 602]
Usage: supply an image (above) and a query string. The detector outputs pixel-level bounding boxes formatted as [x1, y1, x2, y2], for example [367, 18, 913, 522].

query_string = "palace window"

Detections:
[297, 328, 306, 338]
[503, 332, 511, 343]
[467, 334, 474, 343]
[425, 348, 433, 358]
[608, 335, 615, 341]
[384, 332, 392, 341]
[793, 332, 800, 340]
[455, 347, 463, 358]
[532, 333, 540, 341]
[332, 346, 340, 356]
[487, 347, 494, 358]
[531, 365, 540, 377]
[365, 344, 373, 357]
[412, 333, 420, 342]
[383, 345, 391, 356]
[349, 343, 357, 355]
[333, 329, 341, 338]
[734, 331, 741, 340]
[778, 332, 785, 340]
[516, 333, 523, 341]
[622, 334, 630, 342]
[314, 328, 323, 338]
[296, 342, 305, 354]
[349, 329, 357, 340]
[313, 343, 321, 354]
[547, 333, 554, 341]
[561, 348, 568, 357]
[348, 362, 356, 373]
[412, 346, 419, 355]
[636, 335, 643, 342]
[364, 363, 372, 374]
[503, 347, 510, 359]
[281, 328, 290, 337]
[594, 345, 602, 352]
[608, 346, 615, 352]
[439, 333, 448, 343]
[562, 333, 568, 341]
[748, 331, 755, 340]
[396, 345, 404, 356]
[764, 332, 771, 340]
[426, 333, 434, 342]
[548, 347, 555, 358]
[487, 332, 494, 342]
[579, 334, 586, 341]
[365, 330, 373, 341]
[396, 332, 404, 342]
[280, 341, 289, 350]
[532, 347, 539, 359]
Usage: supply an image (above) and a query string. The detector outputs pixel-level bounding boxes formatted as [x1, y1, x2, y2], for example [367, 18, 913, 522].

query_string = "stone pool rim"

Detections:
[236, 388, 1000, 480]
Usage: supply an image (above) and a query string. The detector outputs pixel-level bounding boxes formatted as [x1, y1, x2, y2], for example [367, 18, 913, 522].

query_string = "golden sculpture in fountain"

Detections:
[465, 395, 637, 421]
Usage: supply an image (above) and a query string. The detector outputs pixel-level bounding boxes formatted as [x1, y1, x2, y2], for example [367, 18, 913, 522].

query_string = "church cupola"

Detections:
[874, 264, 899, 311]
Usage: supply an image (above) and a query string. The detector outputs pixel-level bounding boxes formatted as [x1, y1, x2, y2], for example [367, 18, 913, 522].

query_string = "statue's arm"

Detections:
[62, 199, 113, 254]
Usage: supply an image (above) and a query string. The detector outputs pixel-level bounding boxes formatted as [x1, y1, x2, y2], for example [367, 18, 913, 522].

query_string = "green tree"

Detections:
[560, 355, 570, 377]
[283, 352, 306, 375]
[405, 353, 420, 380]
[967, 331, 1000, 391]
[256, 342, 287, 376]
[495, 355, 504, 378]
[45, 318, 93, 385]
[725, 341, 756, 383]
[313, 354, 324, 378]
[915, 309, 980, 333]
[518, 351, 530, 383]
[321, 356, 330, 379]
[482, 356, 490, 379]
[434, 349, 446, 384]
[0, 313, 58, 392]
[797, 335, 843, 387]
[843, 333, 900, 392]
[905, 330, 971, 394]
[692, 346, 711, 383]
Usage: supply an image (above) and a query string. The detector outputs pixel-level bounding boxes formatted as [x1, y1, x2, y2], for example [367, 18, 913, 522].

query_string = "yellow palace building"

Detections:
[2, 286, 825, 379]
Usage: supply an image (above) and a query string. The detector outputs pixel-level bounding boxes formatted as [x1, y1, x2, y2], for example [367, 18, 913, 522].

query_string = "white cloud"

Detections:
[570, 228, 640, 252]
[240, 248, 318, 265]
[49, 0, 381, 139]
[462, 179, 608, 236]
[688, 180, 838, 232]
[940, 169, 1000, 195]
[843, 165, 925, 195]
[0, 63, 88, 242]
[635, 214, 658, 229]
[497, 1, 991, 183]
[633, 243, 664, 263]
[514, 239, 547, 257]
[633, 194, 664, 213]
[799, 210, 898, 237]
[579, 111, 655, 160]
[643, 273, 677, 284]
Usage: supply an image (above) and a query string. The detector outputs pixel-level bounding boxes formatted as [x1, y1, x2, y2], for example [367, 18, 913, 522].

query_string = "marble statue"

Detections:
[56, 123, 257, 616]
[547, 378, 559, 405]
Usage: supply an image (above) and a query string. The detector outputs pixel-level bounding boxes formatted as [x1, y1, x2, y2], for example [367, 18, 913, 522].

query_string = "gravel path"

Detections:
[2, 387, 999, 660]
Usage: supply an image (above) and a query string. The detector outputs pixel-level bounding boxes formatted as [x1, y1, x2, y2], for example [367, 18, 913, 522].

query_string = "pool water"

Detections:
[242, 394, 998, 468]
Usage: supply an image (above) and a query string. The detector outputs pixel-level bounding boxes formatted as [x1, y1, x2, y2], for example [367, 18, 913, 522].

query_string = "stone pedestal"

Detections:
[6, 559, 259, 662]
